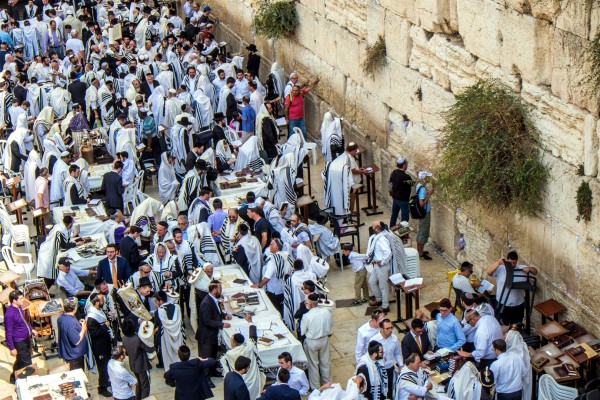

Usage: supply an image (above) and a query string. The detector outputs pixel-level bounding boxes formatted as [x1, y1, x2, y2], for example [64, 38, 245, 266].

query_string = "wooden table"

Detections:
[354, 144, 367, 194]
[361, 164, 383, 216]
[6, 176, 24, 224]
[536, 320, 568, 344]
[296, 195, 313, 224]
[534, 299, 566, 324]
[390, 279, 427, 332]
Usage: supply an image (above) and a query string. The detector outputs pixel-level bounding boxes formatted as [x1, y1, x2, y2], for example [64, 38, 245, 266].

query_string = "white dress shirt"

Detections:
[371, 332, 403, 369]
[490, 351, 528, 394]
[56, 268, 88, 296]
[355, 321, 379, 363]
[121, 158, 135, 186]
[107, 359, 136, 399]
[452, 274, 476, 294]
[263, 258, 284, 295]
[472, 315, 503, 361]
[491, 263, 527, 306]
[300, 307, 333, 340]
[275, 366, 309, 395]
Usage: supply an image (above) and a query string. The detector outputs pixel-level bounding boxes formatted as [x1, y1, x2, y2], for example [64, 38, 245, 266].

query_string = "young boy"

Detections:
[343, 243, 369, 305]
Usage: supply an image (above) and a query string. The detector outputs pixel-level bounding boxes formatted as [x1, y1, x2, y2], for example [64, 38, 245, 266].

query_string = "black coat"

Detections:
[119, 235, 143, 274]
[212, 124, 225, 148]
[139, 81, 159, 101]
[86, 315, 112, 356]
[164, 358, 216, 400]
[246, 53, 261, 78]
[122, 333, 154, 373]
[223, 371, 250, 400]
[196, 294, 225, 344]
[400, 331, 432, 360]
[100, 170, 125, 211]
[68, 80, 87, 109]
[13, 85, 27, 105]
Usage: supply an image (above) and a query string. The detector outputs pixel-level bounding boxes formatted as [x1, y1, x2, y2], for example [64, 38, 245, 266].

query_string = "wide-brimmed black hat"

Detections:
[246, 44, 258, 52]
[179, 116, 192, 126]
[138, 276, 152, 288]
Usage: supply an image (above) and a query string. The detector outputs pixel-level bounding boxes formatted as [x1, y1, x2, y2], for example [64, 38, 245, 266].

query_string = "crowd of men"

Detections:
[0, 0, 540, 398]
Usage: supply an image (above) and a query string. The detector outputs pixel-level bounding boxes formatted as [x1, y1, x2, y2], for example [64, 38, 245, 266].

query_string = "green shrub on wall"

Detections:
[587, 32, 600, 90]
[438, 80, 549, 215]
[252, 0, 299, 40]
[362, 35, 387, 77]
[576, 181, 593, 222]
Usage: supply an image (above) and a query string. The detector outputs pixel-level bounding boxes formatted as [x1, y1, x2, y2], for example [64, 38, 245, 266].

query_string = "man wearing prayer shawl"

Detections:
[170, 117, 193, 176]
[63, 164, 87, 206]
[252, 239, 293, 317]
[221, 333, 266, 400]
[4, 127, 28, 173]
[156, 62, 175, 92]
[322, 149, 354, 216]
[50, 151, 70, 208]
[147, 242, 183, 292]
[0, 82, 14, 130]
[24, 150, 41, 203]
[231, 224, 263, 284]
[357, 341, 388, 400]
[85, 78, 100, 127]
[283, 259, 317, 331]
[163, 88, 184, 129]
[153, 291, 185, 372]
[98, 78, 117, 127]
[158, 152, 180, 203]
[308, 215, 341, 259]
[37, 215, 79, 289]
[182, 66, 200, 94]
[217, 208, 248, 263]
[176, 159, 209, 212]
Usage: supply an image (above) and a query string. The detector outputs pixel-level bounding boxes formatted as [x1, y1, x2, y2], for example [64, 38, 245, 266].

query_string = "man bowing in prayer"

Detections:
[221, 333, 266, 400]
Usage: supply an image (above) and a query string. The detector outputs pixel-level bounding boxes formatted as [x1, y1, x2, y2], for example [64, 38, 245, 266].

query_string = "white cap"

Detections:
[418, 170, 432, 180]
[396, 157, 405, 165]
[202, 262, 212, 268]
[255, 197, 265, 206]
[168, 88, 177, 94]
[60, 151, 70, 157]
[66, 9, 73, 15]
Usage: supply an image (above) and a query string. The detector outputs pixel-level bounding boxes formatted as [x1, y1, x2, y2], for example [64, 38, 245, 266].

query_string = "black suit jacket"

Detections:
[97, 256, 130, 284]
[68, 80, 87, 108]
[257, 384, 301, 400]
[140, 81, 159, 100]
[401, 331, 432, 360]
[86, 315, 112, 356]
[119, 235, 143, 274]
[101, 170, 125, 211]
[224, 371, 250, 400]
[196, 294, 225, 344]
[123, 333, 154, 373]
[164, 358, 216, 400]
[13, 85, 27, 105]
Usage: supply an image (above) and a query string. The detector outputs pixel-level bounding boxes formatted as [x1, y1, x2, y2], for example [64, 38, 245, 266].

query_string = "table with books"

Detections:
[213, 172, 269, 198]
[88, 163, 113, 191]
[15, 368, 89, 400]
[52, 203, 108, 236]
[57, 233, 107, 270]
[214, 264, 307, 371]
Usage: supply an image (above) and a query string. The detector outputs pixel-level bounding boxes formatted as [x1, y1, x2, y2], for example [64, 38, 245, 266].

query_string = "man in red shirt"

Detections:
[284, 77, 320, 139]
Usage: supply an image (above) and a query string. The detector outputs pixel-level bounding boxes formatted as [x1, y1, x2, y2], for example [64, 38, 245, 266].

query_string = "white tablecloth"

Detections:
[53, 203, 107, 236]
[16, 368, 88, 400]
[57, 233, 107, 270]
[209, 193, 244, 211]
[88, 163, 112, 191]
[215, 264, 307, 370]
[213, 175, 269, 198]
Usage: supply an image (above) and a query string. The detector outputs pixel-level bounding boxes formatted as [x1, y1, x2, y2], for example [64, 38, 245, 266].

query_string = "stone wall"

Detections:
[211, 0, 600, 334]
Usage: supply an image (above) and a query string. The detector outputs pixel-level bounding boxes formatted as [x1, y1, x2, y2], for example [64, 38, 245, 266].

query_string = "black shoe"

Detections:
[423, 250, 430, 255]
[99, 389, 112, 397]
[420, 253, 432, 260]
[208, 380, 215, 388]
[351, 300, 362, 306]
[156, 363, 164, 369]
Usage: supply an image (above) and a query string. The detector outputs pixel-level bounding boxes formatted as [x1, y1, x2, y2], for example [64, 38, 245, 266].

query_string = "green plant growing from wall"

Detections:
[586, 32, 600, 90]
[576, 181, 593, 222]
[362, 35, 387, 77]
[252, 0, 299, 40]
[437, 80, 549, 215]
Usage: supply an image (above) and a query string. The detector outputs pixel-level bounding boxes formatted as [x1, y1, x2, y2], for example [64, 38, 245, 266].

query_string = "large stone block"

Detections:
[344, 79, 388, 144]
[457, 0, 503, 66]
[387, 111, 441, 169]
[324, 0, 366, 39]
[367, 3, 385, 44]
[414, 0, 458, 34]
[420, 78, 455, 131]
[380, 0, 415, 21]
[551, 28, 600, 114]
[584, 115, 599, 177]
[294, 3, 317, 55]
[474, 59, 522, 92]
[384, 11, 413, 67]
[556, 0, 593, 39]
[522, 83, 586, 167]
[388, 64, 424, 124]
[499, 10, 552, 85]
[335, 28, 364, 79]
[530, 0, 561, 21]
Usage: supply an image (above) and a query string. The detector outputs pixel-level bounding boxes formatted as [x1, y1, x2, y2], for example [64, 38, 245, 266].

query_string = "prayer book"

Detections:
[477, 279, 494, 293]
[88, 199, 101, 205]
[404, 277, 423, 287]
[389, 273, 405, 285]
[275, 117, 286, 126]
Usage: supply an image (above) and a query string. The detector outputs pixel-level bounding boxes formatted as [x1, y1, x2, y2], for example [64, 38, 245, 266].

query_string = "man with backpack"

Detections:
[388, 156, 413, 227]
[415, 170, 434, 260]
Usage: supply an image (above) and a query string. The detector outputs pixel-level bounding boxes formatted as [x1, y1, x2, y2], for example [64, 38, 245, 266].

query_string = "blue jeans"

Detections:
[390, 199, 409, 227]
[288, 118, 307, 140]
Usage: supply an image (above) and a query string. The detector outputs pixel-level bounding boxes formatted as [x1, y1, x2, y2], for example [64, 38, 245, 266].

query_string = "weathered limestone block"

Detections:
[457, 0, 503, 66]
[551, 28, 600, 115]
[324, 0, 366, 39]
[553, 226, 579, 296]
[335, 28, 364, 79]
[384, 11, 412, 67]
[522, 83, 586, 167]
[388, 65, 424, 124]
[420, 78, 455, 130]
[431, 203, 458, 258]
[367, 2, 385, 44]
[590, 2, 600, 39]
[299, 0, 325, 14]
[380, 0, 415, 21]
[503, 0, 531, 13]
[530, 0, 561, 21]
[584, 115, 599, 177]
[576, 238, 600, 321]
[312, 14, 339, 69]
[344, 79, 388, 145]
[499, 10, 552, 85]
[294, 3, 317, 55]
[474, 59, 522, 92]
[387, 111, 441, 169]
[414, 0, 458, 34]
[556, 0, 593, 39]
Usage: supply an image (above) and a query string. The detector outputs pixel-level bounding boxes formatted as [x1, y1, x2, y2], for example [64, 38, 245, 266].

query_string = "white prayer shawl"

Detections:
[176, 113, 199, 134]
[270, 62, 286, 98]
[217, 85, 231, 115]
[103, 219, 124, 244]
[197, 74, 217, 110]
[23, 26, 40, 61]
[215, 139, 233, 169]
[220, 342, 266, 400]
[50, 158, 69, 205]
[182, 74, 200, 94]
[107, 119, 123, 158]
[281, 132, 308, 170]
[134, 18, 148, 46]
[37, 222, 70, 279]
[188, 222, 222, 266]
[254, 104, 274, 150]
[148, 86, 166, 127]
[98, 84, 115, 126]
[263, 201, 286, 233]
[234, 136, 262, 172]
[169, 123, 188, 175]
[166, 52, 184, 88]
[87, 306, 114, 339]
[148, 244, 181, 290]
[446, 361, 482, 400]
[283, 268, 316, 330]
[163, 97, 184, 129]
[0, 90, 12, 129]
[192, 89, 213, 128]
[158, 152, 179, 203]
[157, 303, 185, 372]
[356, 354, 387, 400]
[85, 85, 99, 119]
[131, 198, 164, 237]
[322, 114, 343, 163]
[188, 197, 210, 225]
[26, 84, 43, 117]
[308, 223, 340, 258]
[505, 330, 532, 400]
[49, 87, 71, 119]
[235, 233, 263, 284]
[156, 70, 175, 92]
[161, 200, 179, 222]
[200, 147, 215, 168]
[24, 150, 42, 203]
[4, 127, 27, 173]
[115, 128, 138, 165]
[41, 138, 60, 170]
[218, 216, 247, 259]
[63, 175, 85, 206]
[176, 168, 206, 212]
[268, 153, 297, 213]
[296, 244, 313, 273]
[323, 152, 353, 216]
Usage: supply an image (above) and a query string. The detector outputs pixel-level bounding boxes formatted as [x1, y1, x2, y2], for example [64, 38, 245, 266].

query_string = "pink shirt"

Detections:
[285, 88, 308, 120]
[34, 176, 49, 208]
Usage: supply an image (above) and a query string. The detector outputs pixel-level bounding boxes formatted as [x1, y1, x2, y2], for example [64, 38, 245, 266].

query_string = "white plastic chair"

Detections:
[123, 174, 140, 214]
[538, 374, 578, 400]
[0, 203, 31, 252]
[2, 246, 35, 280]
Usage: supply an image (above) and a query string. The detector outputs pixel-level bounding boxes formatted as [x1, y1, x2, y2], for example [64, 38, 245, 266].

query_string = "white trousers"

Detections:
[303, 336, 331, 390]
[368, 264, 391, 307]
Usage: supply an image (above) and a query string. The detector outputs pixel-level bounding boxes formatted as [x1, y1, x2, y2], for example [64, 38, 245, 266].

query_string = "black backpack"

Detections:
[409, 185, 427, 219]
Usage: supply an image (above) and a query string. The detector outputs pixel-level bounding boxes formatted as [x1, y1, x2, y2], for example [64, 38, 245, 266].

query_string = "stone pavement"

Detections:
[0, 150, 456, 399]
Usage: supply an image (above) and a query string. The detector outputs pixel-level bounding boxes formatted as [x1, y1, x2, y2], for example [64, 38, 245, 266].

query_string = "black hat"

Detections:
[138, 276, 152, 288]
[143, 6, 152, 14]
[194, 159, 208, 170]
[246, 44, 257, 52]
[58, 257, 71, 266]
[213, 112, 225, 121]
[179, 116, 192, 126]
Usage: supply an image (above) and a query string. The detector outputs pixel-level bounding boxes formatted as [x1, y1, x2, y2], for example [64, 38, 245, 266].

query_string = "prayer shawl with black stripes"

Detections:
[188, 222, 222, 266]
[0, 90, 14, 128]
[356, 354, 387, 400]
[36, 222, 71, 280]
[268, 153, 297, 213]
[220, 341, 266, 400]
[176, 168, 207, 212]
[283, 267, 316, 331]
[218, 217, 248, 263]
[63, 176, 85, 207]
[156, 302, 185, 372]
[98, 84, 116, 126]
[322, 152, 352, 216]
[174, 239, 197, 276]
[147, 245, 183, 291]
